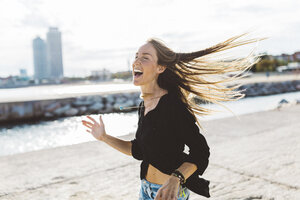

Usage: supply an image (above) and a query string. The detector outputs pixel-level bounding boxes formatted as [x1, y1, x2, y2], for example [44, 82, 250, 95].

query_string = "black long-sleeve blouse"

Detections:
[131, 92, 211, 198]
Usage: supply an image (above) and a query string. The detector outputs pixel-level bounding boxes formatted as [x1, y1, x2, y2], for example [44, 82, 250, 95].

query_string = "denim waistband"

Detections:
[140, 178, 190, 199]
[141, 178, 162, 187]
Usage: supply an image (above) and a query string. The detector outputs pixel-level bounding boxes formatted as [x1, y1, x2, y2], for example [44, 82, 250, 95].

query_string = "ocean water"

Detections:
[0, 91, 299, 157]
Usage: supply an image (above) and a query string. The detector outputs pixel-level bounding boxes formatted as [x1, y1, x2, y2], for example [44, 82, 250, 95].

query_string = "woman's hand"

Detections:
[81, 115, 107, 141]
[154, 176, 180, 200]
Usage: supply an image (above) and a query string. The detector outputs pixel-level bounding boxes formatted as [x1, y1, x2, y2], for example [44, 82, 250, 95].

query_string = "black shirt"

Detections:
[131, 92, 210, 198]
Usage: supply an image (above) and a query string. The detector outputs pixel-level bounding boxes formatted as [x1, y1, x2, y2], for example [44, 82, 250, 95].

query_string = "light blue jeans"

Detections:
[139, 178, 190, 200]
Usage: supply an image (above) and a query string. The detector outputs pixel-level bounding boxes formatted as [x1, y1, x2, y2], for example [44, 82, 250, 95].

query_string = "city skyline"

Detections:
[0, 0, 299, 77]
[33, 27, 64, 81]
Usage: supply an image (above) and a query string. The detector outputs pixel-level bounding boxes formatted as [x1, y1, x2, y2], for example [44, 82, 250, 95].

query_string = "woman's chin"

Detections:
[133, 80, 141, 86]
[133, 77, 143, 86]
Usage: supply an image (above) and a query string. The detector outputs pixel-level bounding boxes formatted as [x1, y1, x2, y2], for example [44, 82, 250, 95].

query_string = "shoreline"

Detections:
[0, 90, 299, 158]
[0, 79, 300, 124]
[1, 104, 299, 199]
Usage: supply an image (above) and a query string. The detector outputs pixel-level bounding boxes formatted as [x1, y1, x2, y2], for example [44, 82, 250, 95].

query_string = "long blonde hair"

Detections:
[148, 32, 267, 128]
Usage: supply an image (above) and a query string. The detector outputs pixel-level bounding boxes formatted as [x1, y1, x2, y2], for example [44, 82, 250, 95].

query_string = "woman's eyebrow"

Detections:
[135, 52, 153, 57]
[142, 53, 152, 57]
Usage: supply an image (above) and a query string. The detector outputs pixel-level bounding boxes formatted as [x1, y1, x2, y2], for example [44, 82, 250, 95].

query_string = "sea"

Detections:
[0, 84, 299, 157]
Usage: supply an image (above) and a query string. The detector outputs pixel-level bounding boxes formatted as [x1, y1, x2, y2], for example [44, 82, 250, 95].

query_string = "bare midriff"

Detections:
[145, 164, 171, 185]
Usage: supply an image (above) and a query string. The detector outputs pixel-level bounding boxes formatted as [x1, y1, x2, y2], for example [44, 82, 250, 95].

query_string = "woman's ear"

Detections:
[157, 65, 167, 74]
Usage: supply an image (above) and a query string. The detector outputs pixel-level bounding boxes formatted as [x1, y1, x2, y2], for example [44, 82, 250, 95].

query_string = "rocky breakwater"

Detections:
[193, 80, 300, 103]
[0, 92, 142, 124]
[1, 80, 300, 124]
[238, 80, 300, 97]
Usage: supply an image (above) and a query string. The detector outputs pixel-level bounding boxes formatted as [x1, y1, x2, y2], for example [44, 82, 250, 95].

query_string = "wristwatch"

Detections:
[171, 170, 186, 185]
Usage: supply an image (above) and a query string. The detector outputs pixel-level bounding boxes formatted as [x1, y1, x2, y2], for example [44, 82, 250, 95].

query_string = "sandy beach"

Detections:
[0, 104, 299, 200]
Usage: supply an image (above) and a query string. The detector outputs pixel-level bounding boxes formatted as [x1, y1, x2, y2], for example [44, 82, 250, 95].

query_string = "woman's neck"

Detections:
[140, 83, 167, 100]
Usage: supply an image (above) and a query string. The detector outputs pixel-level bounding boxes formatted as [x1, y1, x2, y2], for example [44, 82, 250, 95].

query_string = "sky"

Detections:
[0, 0, 299, 77]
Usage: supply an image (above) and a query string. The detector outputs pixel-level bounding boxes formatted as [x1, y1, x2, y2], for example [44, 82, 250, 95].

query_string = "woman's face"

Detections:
[132, 43, 166, 86]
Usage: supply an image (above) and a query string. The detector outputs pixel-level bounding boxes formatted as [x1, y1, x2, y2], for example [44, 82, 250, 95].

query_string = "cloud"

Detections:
[0, 0, 299, 77]
[20, 13, 50, 28]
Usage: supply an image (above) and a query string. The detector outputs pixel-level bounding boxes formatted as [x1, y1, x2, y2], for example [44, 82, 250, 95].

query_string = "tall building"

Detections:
[46, 27, 64, 79]
[32, 36, 48, 80]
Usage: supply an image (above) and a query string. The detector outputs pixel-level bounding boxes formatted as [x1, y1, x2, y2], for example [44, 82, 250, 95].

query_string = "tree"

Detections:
[255, 59, 276, 72]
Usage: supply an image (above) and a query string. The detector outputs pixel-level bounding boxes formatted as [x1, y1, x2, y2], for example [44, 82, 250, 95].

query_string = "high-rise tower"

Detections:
[32, 36, 48, 80]
[46, 27, 64, 79]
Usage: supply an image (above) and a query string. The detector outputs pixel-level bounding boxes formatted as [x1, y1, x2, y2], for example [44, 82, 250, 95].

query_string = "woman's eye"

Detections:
[134, 56, 148, 61]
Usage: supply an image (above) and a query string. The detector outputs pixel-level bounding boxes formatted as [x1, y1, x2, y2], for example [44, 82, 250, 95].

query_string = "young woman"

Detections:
[82, 32, 264, 199]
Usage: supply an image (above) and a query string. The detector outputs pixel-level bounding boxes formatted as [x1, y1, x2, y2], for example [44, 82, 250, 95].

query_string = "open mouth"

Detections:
[134, 71, 143, 78]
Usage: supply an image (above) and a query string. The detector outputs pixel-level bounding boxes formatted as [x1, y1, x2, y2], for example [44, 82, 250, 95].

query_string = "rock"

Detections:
[276, 99, 294, 110]
[92, 96, 103, 102]
[126, 99, 135, 106]
[78, 106, 87, 114]
[131, 92, 140, 99]
[115, 95, 127, 104]
[44, 112, 54, 118]
[10, 103, 33, 118]
[135, 98, 143, 106]
[193, 96, 207, 104]
[260, 88, 270, 95]
[53, 104, 71, 116]
[114, 99, 135, 111]
[239, 80, 300, 98]
[45, 102, 61, 112]
[103, 94, 115, 104]
[279, 99, 289, 104]
[123, 93, 134, 99]
[88, 102, 104, 112]
[65, 108, 79, 116]
[113, 103, 123, 111]
[104, 104, 114, 112]
[269, 86, 281, 94]
[72, 99, 94, 107]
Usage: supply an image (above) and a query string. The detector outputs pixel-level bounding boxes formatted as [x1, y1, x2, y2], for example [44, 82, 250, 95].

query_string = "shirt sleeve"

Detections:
[131, 138, 143, 160]
[175, 103, 210, 176]
[130, 100, 144, 161]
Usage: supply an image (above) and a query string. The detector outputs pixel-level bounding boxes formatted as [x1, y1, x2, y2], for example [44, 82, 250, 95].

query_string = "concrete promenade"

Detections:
[0, 104, 299, 199]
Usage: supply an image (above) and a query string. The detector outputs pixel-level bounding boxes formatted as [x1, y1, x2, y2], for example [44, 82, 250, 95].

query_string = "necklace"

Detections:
[119, 93, 167, 110]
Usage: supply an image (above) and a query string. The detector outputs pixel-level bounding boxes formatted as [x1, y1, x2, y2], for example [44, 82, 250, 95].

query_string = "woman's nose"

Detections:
[133, 57, 141, 66]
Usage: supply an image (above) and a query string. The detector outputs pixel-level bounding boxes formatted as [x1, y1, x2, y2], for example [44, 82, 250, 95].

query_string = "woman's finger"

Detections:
[154, 191, 162, 200]
[82, 120, 93, 126]
[82, 121, 93, 128]
[82, 123, 92, 129]
[99, 115, 103, 124]
[86, 129, 91, 133]
[86, 116, 97, 123]
[169, 193, 176, 200]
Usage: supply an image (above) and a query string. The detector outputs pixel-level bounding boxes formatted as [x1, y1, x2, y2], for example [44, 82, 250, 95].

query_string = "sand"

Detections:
[0, 104, 299, 200]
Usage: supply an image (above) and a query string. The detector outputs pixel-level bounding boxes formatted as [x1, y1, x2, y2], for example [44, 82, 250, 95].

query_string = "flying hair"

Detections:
[147, 32, 267, 129]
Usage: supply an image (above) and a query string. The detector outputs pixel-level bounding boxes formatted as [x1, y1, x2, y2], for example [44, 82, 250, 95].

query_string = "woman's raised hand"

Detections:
[81, 115, 107, 141]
